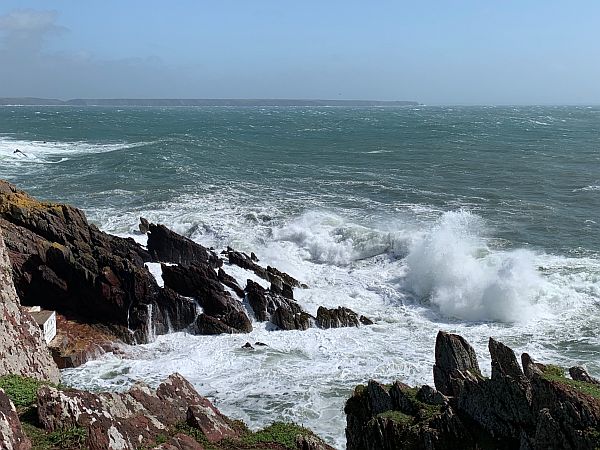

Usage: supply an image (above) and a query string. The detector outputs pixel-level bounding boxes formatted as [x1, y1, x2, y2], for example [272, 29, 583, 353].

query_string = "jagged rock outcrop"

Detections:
[0, 388, 31, 450]
[0, 180, 197, 344]
[37, 373, 238, 450]
[31, 372, 334, 450]
[245, 280, 310, 330]
[316, 306, 360, 329]
[345, 331, 600, 450]
[432, 330, 480, 397]
[0, 228, 59, 383]
[146, 222, 221, 269]
[161, 263, 252, 334]
[226, 248, 300, 298]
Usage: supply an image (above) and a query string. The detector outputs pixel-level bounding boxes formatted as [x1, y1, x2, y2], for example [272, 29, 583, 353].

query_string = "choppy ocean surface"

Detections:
[1, 105, 599, 448]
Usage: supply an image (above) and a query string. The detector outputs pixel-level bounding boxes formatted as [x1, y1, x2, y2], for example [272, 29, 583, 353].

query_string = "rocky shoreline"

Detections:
[0, 179, 599, 449]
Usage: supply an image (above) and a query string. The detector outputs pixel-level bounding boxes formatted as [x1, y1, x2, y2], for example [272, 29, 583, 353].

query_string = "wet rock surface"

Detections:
[0, 180, 197, 344]
[345, 331, 600, 450]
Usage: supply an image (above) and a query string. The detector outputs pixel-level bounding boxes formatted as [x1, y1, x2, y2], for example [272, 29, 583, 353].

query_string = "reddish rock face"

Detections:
[186, 402, 238, 443]
[153, 433, 205, 450]
[36, 373, 239, 450]
[0, 228, 59, 383]
[0, 389, 31, 450]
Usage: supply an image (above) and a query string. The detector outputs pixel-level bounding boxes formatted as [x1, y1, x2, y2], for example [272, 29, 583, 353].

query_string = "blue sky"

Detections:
[0, 1, 599, 104]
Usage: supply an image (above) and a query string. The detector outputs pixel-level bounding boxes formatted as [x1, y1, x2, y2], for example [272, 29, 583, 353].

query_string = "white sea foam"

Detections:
[404, 211, 546, 322]
[61, 204, 600, 449]
[0, 136, 150, 165]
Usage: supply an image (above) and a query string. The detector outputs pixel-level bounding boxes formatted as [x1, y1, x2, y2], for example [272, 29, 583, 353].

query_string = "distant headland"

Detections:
[0, 97, 419, 107]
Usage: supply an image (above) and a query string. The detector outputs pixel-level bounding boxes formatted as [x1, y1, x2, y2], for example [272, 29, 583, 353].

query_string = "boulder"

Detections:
[186, 402, 238, 442]
[153, 433, 204, 450]
[0, 388, 31, 450]
[0, 228, 59, 383]
[569, 366, 600, 385]
[315, 306, 361, 329]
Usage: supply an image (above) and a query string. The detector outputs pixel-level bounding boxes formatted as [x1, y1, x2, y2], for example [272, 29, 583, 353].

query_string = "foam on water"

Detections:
[62, 204, 600, 449]
[0, 135, 151, 168]
[405, 211, 547, 322]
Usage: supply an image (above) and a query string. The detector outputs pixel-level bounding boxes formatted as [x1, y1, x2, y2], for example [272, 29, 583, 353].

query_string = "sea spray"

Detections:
[405, 210, 544, 322]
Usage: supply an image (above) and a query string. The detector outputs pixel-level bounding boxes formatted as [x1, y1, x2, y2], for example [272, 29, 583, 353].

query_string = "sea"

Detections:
[1, 105, 599, 448]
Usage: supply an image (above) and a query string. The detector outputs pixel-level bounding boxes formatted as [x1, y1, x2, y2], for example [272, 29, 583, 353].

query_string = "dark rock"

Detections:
[272, 304, 312, 331]
[0, 388, 31, 450]
[139, 217, 150, 234]
[415, 385, 448, 406]
[489, 337, 525, 381]
[0, 180, 197, 344]
[217, 267, 244, 298]
[569, 366, 600, 385]
[433, 330, 480, 397]
[242, 342, 254, 349]
[147, 223, 221, 268]
[346, 332, 600, 450]
[367, 380, 393, 415]
[315, 306, 360, 329]
[359, 315, 374, 325]
[245, 279, 311, 330]
[254, 341, 267, 346]
[162, 263, 251, 334]
[227, 248, 302, 291]
[345, 380, 472, 450]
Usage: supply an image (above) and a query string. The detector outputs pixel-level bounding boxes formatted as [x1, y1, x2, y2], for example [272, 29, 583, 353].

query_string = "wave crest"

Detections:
[405, 210, 544, 322]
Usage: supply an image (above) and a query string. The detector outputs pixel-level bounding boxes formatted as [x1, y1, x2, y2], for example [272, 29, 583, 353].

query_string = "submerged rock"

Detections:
[345, 331, 600, 450]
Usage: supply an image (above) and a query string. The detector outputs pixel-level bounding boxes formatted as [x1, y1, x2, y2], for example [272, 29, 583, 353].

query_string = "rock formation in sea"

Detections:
[0, 179, 371, 368]
[0, 227, 59, 383]
[345, 331, 600, 450]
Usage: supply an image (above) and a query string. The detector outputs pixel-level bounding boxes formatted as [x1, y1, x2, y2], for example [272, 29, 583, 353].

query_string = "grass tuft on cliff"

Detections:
[0, 374, 48, 410]
[0, 374, 87, 449]
[541, 365, 600, 399]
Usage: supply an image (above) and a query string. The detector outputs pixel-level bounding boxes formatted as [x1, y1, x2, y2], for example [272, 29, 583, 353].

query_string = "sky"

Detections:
[0, 1, 599, 105]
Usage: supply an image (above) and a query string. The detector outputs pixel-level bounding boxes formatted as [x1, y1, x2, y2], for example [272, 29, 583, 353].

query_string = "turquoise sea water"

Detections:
[1, 105, 599, 448]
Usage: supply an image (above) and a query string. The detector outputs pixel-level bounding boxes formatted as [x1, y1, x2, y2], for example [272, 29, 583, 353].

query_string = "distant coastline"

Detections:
[0, 97, 419, 107]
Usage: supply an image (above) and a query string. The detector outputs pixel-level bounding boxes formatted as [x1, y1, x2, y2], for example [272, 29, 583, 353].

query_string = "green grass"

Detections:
[0, 374, 49, 410]
[377, 410, 413, 425]
[541, 365, 600, 399]
[241, 422, 312, 449]
[0, 375, 87, 449]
